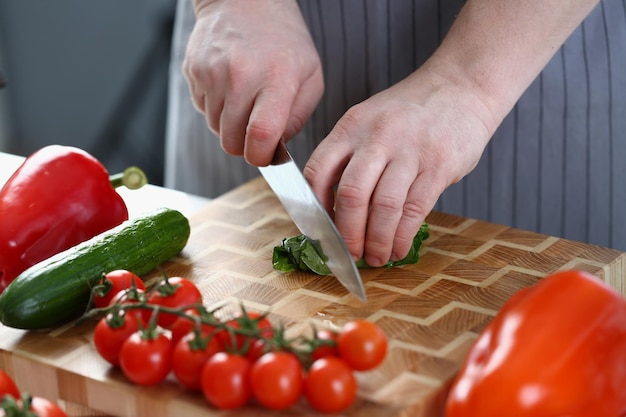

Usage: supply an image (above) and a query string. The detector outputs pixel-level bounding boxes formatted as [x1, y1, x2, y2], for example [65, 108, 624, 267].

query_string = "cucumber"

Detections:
[0, 207, 190, 330]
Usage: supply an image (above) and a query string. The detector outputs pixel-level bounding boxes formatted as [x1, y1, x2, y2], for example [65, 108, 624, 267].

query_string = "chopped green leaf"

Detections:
[272, 223, 430, 275]
[272, 235, 331, 275]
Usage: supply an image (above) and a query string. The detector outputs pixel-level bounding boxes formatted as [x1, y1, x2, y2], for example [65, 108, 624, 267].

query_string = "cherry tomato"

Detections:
[311, 328, 339, 360]
[0, 370, 20, 400]
[119, 331, 173, 386]
[172, 332, 223, 391]
[93, 270, 145, 309]
[93, 310, 141, 366]
[219, 311, 273, 353]
[201, 352, 252, 410]
[245, 338, 274, 363]
[249, 352, 303, 410]
[147, 277, 203, 329]
[109, 288, 152, 325]
[170, 308, 218, 346]
[305, 357, 357, 413]
[337, 320, 387, 371]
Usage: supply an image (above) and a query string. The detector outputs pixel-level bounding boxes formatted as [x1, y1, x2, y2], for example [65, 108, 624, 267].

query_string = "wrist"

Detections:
[411, 55, 503, 140]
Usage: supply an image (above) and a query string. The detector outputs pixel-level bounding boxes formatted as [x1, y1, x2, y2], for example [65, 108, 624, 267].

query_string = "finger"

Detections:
[363, 162, 416, 266]
[182, 60, 205, 114]
[283, 70, 324, 141]
[304, 135, 352, 216]
[392, 171, 443, 260]
[187, 84, 206, 114]
[244, 84, 297, 166]
[334, 152, 388, 261]
[219, 89, 254, 157]
[204, 93, 224, 136]
[183, 59, 225, 136]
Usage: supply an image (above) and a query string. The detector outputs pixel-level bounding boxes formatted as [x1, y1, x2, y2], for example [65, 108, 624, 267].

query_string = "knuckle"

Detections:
[342, 232, 364, 251]
[402, 199, 429, 223]
[372, 193, 404, 215]
[184, 56, 217, 87]
[336, 183, 366, 210]
[366, 234, 388, 254]
[334, 107, 362, 136]
[302, 159, 322, 183]
[339, 107, 362, 129]
[246, 118, 280, 143]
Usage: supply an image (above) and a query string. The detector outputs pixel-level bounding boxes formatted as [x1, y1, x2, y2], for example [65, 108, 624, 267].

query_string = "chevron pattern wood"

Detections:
[1, 176, 624, 417]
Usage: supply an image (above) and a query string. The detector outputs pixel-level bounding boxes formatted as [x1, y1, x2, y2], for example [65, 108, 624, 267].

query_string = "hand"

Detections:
[183, 0, 324, 166]
[304, 62, 497, 267]
[304, 0, 598, 267]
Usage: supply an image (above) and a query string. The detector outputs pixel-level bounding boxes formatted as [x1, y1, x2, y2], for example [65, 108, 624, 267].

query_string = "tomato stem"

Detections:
[81, 289, 340, 369]
[1, 393, 37, 417]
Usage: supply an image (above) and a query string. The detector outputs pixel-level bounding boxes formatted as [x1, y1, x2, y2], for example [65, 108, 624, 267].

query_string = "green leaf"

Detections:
[272, 235, 331, 275]
[272, 223, 430, 275]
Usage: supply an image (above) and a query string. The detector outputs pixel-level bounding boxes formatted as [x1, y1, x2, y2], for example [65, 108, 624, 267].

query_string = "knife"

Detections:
[259, 140, 367, 302]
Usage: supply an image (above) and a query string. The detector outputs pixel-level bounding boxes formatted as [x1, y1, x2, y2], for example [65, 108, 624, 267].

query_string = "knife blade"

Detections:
[259, 141, 367, 302]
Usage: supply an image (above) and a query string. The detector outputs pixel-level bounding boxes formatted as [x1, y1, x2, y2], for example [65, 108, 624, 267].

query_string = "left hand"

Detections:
[304, 0, 599, 267]
[304, 62, 495, 267]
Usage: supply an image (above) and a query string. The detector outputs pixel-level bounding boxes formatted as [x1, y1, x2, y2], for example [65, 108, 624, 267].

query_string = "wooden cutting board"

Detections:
[1, 176, 624, 417]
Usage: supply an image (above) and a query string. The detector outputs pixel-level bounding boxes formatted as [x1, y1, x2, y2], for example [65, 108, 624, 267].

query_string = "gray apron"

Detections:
[165, 0, 626, 251]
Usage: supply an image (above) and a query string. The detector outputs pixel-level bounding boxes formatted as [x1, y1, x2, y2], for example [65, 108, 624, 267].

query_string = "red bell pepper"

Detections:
[446, 270, 626, 417]
[0, 145, 143, 293]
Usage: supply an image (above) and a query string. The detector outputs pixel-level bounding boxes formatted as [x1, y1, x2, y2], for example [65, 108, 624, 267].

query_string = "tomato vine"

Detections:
[81, 270, 388, 413]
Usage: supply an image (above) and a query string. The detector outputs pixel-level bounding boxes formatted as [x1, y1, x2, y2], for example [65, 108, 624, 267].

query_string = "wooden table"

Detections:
[1, 157, 625, 416]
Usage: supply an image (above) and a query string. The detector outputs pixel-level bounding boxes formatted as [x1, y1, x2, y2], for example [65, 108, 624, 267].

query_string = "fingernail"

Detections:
[366, 255, 384, 268]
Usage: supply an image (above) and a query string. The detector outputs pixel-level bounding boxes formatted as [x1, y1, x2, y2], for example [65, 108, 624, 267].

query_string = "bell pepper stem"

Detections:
[109, 166, 148, 190]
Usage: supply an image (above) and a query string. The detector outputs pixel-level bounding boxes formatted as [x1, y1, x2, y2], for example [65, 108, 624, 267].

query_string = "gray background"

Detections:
[0, 0, 175, 185]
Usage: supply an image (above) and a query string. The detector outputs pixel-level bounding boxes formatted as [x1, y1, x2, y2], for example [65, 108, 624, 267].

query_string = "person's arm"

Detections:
[305, 0, 600, 267]
[433, 0, 599, 124]
[184, 0, 324, 166]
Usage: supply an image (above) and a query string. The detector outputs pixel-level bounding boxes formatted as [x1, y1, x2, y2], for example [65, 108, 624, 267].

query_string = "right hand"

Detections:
[183, 0, 324, 166]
